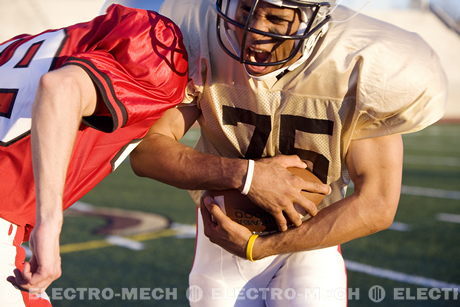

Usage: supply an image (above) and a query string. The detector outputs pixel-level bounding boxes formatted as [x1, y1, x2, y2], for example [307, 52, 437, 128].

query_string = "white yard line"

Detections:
[345, 260, 460, 289]
[105, 235, 145, 251]
[436, 213, 460, 224]
[72, 201, 95, 211]
[401, 186, 460, 200]
[388, 222, 411, 232]
[171, 223, 197, 239]
[404, 155, 460, 167]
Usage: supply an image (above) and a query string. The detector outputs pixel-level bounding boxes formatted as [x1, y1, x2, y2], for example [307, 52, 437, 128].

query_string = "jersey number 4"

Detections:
[223, 105, 333, 183]
[0, 30, 65, 145]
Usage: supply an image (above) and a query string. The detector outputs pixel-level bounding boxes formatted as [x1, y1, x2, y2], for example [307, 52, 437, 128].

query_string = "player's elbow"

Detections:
[130, 151, 148, 178]
[39, 69, 79, 96]
[130, 145, 158, 179]
[36, 66, 96, 117]
[373, 204, 397, 231]
[38, 70, 59, 89]
[367, 196, 399, 232]
[36, 70, 80, 110]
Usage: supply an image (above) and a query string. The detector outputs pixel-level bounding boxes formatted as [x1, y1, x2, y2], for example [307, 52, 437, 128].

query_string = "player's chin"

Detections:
[244, 64, 268, 76]
[244, 61, 285, 76]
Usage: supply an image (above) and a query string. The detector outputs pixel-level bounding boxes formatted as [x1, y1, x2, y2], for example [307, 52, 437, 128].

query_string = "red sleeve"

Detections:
[62, 4, 188, 132]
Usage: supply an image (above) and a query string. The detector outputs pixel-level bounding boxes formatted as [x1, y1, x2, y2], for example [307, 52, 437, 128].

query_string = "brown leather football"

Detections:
[207, 167, 326, 235]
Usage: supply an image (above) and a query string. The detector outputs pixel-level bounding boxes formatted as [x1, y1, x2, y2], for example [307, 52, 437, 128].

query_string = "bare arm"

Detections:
[201, 134, 403, 259]
[130, 107, 330, 231]
[131, 106, 248, 191]
[17, 65, 97, 293]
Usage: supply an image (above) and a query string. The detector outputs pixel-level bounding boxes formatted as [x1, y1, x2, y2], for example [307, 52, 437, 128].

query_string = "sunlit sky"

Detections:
[342, 0, 460, 19]
[340, 0, 415, 10]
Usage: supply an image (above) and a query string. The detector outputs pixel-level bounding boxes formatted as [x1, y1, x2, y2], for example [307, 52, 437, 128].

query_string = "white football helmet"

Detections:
[216, 0, 335, 67]
[100, 0, 334, 73]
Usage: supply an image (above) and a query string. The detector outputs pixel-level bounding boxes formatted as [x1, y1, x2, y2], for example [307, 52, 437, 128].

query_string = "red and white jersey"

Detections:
[0, 4, 188, 233]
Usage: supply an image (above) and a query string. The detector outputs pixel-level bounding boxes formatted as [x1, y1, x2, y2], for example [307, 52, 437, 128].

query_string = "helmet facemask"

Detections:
[216, 0, 333, 76]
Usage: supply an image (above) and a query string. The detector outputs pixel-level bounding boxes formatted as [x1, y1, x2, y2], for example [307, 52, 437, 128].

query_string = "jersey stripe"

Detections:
[14, 40, 44, 68]
[0, 89, 17, 118]
[65, 57, 128, 132]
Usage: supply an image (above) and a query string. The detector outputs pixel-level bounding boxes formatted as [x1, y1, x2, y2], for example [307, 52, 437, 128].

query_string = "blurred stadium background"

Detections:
[0, 0, 459, 306]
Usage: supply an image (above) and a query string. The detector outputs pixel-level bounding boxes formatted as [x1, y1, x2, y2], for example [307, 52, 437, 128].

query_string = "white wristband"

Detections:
[241, 159, 255, 195]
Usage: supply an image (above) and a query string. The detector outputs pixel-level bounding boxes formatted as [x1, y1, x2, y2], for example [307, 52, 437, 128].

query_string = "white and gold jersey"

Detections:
[160, 0, 447, 207]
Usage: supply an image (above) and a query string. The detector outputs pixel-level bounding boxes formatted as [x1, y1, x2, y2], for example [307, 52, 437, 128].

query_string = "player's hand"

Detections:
[201, 196, 252, 258]
[248, 155, 331, 232]
[13, 222, 62, 294]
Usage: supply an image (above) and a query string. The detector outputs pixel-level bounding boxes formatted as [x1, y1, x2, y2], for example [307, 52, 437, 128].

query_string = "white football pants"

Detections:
[0, 218, 51, 306]
[188, 210, 347, 307]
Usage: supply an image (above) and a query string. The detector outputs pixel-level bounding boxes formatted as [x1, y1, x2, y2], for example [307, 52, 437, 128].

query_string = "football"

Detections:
[207, 167, 326, 235]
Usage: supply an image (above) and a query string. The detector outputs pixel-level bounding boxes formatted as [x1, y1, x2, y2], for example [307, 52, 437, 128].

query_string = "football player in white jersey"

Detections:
[110, 0, 447, 306]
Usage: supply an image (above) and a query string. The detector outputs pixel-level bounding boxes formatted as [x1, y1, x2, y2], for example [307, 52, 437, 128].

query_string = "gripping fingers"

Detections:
[207, 202, 228, 224]
[273, 211, 289, 232]
[283, 206, 303, 228]
[303, 181, 331, 196]
[200, 199, 216, 229]
[201, 197, 230, 235]
[296, 196, 319, 217]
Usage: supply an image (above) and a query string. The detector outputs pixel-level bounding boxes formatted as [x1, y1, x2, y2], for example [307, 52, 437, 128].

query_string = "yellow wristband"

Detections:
[245, 234, 259, 262]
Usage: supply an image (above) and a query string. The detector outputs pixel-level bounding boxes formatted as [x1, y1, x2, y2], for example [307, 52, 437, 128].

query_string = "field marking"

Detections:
[404, 155, 460, 167]
[60, 229, 177, 254]
[436, 213, 460, 224]
[106, 236, 145, 251]
[60, 239, 112, 254]
[401, 185, 460, 200]
[57, 223, 460, 291]
[71, 201, 170, 236]
[346, 260, 460, 289]
[171, 222, 197, 238]
[388, 222, 411, 232]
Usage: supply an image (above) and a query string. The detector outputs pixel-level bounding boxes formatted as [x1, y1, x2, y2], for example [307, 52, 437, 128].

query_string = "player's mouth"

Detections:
[244, 46, 272, 74]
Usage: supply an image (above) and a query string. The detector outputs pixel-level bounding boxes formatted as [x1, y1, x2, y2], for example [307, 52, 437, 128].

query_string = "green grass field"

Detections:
[49, 123, 459, 306]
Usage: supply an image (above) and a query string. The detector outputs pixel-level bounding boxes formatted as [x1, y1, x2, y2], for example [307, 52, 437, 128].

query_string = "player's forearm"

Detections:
[253, 193, 397, 259]
[31, 66, 96, 225]
[131, 133, 247, 191]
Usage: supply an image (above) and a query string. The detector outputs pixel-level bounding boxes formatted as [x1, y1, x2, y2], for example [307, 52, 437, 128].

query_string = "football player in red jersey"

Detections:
[0, 5, 188, 305]
[119, 0, 447, 306]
